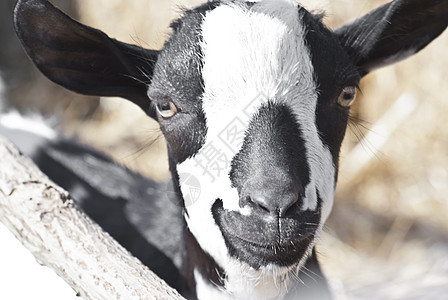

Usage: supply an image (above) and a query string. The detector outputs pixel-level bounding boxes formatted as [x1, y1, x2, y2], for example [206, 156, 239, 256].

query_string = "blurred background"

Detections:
[1, 0, 447, 299]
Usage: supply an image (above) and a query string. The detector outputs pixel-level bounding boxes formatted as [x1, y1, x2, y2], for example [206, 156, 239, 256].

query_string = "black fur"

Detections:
[182, 228, 225, 298]
[148, 3, 217, 163]
[301, 8, 361, 180]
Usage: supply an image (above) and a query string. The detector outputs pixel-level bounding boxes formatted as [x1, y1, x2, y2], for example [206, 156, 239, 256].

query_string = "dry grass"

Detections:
[4, 0, 448, 299]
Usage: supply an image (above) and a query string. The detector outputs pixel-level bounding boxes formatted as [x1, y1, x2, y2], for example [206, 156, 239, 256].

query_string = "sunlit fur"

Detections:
[12, 0, 448, 298]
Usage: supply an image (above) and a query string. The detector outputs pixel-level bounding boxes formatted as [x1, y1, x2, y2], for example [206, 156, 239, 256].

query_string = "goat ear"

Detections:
[13, 0, 159, 118]
[335, 0, 448, 77]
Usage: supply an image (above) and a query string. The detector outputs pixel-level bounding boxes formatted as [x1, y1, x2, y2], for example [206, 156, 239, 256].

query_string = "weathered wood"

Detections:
[0, 137, 184, 300]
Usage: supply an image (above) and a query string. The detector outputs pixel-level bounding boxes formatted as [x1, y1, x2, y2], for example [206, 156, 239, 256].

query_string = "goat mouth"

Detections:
[230, 233, 315, 266]
[232, 235, 313, 250]
[211, 199, 321, 269]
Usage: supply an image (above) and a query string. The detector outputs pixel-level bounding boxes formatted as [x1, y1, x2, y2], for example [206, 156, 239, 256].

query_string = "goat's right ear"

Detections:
[336, 0, 448, 77]
[13, 0, 159, 118]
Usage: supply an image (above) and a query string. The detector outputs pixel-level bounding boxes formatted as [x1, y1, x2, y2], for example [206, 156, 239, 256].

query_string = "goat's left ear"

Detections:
[14, 0, 159, 117]
[336, 0, 448, 77]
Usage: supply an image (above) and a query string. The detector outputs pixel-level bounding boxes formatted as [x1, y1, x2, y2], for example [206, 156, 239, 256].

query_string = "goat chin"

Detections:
[195, 243, 316, 300]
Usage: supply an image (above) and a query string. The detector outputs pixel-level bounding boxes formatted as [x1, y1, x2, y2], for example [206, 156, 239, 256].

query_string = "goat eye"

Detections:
[337, 86, 357, 108]
[156, 100, 178, 118]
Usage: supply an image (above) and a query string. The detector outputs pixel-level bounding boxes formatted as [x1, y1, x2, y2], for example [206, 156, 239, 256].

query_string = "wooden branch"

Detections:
[0, 137, 184, 300]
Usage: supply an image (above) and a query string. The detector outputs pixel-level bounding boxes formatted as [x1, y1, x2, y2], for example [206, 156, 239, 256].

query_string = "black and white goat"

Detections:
[10, 0, 448, 299]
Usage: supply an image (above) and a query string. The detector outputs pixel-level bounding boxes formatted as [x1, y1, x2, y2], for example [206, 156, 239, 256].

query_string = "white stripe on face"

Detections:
[176, 0, 335, 292]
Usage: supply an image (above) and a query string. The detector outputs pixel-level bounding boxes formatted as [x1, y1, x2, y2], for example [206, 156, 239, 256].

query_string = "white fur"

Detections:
[176, 0, 335, 298]
[194, 244, 317, 300]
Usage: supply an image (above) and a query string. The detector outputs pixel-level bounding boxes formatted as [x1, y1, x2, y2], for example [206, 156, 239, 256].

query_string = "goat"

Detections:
[11, 0, 448, 299]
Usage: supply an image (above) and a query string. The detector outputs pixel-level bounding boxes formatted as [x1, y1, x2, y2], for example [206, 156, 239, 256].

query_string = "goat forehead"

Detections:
[200, 0, 314, 114]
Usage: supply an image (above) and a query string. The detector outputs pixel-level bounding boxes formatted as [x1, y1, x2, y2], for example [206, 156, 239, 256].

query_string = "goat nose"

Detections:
[241, 182, 301, 217]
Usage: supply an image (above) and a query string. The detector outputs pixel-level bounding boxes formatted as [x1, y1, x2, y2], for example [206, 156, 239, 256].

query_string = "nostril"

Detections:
[239, 178, 303, 216]
[279, 195, 299, 217]
[244, 190, 300, 217]
[247, 195, 270, 213]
